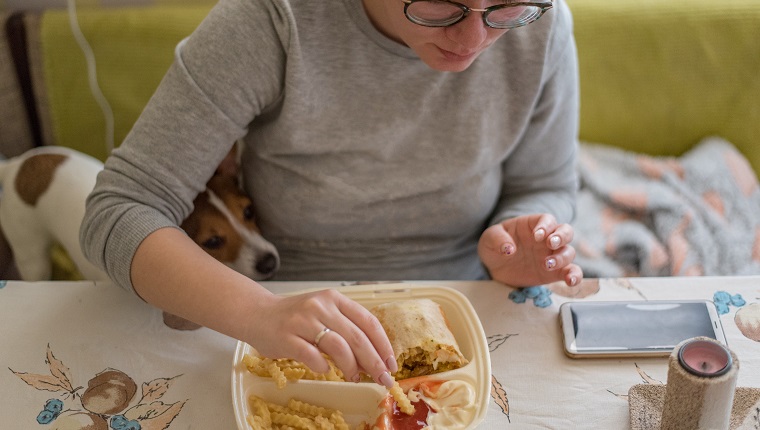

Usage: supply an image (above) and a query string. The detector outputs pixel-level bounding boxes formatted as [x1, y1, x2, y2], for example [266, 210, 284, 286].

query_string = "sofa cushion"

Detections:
[31, 4, 211, 161]
[569, 0, 760, 173]
[0, 12, 36, 158]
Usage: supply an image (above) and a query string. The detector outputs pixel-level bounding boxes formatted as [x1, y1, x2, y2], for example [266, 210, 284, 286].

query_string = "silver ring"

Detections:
[313, 327, 331, 346]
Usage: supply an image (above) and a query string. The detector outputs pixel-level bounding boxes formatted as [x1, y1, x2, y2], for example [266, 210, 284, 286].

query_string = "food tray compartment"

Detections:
[232, 355, 385, 427]
[231, 283, 491, 429]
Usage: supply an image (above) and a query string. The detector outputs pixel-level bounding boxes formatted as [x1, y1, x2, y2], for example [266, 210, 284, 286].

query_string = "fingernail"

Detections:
[351, 373, 361, 383]
[569, 276, 577, 286]
[534, 228, 546, 241]
[546, 258, 556, 270]
[549, 236, 561, 249]
[501, 243, 515, 255]
[386, 356, 398, 374]
[379, 371, 394, 389]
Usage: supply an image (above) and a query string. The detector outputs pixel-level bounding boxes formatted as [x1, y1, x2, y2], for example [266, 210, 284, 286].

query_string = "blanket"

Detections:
[573, 137, 760, 278]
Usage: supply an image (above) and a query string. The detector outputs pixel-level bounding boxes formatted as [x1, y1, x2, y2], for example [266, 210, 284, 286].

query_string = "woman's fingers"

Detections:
[531, 213, 558, 242]
[560, 263, 583, 287]
[544, 243, 576, 271]
[309, 325, 359, 379]
[287, 337, 332, 374]
[330, 294, 396, 387]
[544, 223, 574, 250]
[480, 223, 516, 256]
[530, 216, 583, 286]
[264, 289, 395, 388]
[543, 243, 583, 287]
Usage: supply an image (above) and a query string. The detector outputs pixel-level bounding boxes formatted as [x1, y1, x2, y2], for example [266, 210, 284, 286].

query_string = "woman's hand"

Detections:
[478, 213, 583, 288]
[248, 289, 398, 388]
[130, 228, 397, 389]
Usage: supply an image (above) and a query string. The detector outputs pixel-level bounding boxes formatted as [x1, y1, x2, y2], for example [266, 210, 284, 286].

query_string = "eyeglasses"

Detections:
[400, 0, 553, 29]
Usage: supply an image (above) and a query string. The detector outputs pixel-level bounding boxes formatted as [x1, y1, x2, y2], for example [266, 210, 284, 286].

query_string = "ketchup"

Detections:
[369, 378, 447, 430]
[390, 398, 435, 430]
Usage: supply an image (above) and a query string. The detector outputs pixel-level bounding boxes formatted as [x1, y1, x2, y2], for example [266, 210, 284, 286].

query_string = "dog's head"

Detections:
[180, 173, 280, 280]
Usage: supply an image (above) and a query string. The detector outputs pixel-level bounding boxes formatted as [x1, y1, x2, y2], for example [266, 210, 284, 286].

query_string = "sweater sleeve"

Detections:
[489, 0, 580, 226]
[79, 0, 291, 293]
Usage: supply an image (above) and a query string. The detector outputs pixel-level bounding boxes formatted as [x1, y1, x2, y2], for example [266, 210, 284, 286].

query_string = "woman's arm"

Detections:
[130, 227, 397, 387]
[479, 0, 583, 287]
[80, 0, 396, 387]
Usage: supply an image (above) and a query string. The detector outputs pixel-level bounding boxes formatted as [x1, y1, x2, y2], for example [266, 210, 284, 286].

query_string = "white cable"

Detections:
[67, 0, 115, 155]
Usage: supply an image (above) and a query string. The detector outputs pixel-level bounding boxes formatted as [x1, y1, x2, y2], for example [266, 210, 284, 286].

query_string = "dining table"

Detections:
[1, 275, 759, 429]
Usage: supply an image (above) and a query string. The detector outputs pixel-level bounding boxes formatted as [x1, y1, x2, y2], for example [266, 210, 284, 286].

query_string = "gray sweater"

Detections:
[81, 0, 579, 292]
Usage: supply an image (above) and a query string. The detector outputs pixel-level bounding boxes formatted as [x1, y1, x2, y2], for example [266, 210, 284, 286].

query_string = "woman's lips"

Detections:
[439, 47, 477, 62]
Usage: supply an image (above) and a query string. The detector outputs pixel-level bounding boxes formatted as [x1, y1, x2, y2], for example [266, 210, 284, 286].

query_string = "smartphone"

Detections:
[559, 300, 727, 358]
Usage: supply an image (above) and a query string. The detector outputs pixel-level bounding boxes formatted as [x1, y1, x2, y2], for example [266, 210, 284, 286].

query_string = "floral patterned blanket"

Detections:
[573, 137, 760, 278]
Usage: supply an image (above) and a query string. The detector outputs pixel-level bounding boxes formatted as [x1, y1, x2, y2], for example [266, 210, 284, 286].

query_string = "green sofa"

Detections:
[1, 0, 759, 279]
[7, 0, 759, 168]
[570, 0, 760, 173]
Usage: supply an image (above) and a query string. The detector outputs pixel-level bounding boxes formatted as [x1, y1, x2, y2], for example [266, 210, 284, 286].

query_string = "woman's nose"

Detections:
[444, 13, 488, 49]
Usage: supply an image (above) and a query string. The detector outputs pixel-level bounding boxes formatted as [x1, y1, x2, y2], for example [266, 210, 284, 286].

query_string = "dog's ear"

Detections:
[214, 142, 241, 178]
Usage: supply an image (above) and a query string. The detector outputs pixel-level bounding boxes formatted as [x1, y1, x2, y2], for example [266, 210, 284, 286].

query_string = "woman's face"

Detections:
[363, 0, 511, 72]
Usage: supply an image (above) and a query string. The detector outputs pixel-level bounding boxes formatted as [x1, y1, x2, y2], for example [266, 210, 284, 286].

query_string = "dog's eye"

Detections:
[243, 204, 255, 221]
[202, 236, 225, 250]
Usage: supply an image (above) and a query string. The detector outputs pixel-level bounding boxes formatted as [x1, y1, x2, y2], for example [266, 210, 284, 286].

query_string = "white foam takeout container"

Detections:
[231, 284, 491, 429]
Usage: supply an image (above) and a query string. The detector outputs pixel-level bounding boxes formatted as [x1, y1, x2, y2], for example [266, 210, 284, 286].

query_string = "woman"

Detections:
[81, 0, 582, 389]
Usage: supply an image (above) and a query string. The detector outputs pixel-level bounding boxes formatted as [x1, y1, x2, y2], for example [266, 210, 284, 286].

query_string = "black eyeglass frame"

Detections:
[400, 0, 554, 29]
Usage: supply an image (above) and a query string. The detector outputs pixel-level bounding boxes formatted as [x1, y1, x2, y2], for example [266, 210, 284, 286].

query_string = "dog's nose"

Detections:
[255, 253, 279, 275]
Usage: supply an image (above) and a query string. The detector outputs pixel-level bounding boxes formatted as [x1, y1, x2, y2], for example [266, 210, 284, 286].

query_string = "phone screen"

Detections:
[568, 301, 719, 351]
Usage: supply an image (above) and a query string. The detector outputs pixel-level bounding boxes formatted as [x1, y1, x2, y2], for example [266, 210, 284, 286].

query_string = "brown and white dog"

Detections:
[0, 146, 107, 282]
[0, 146, 279, 327]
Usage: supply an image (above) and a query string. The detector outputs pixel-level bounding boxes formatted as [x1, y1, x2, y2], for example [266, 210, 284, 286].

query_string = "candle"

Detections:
[660, 337, 739, 430]
[678, 338, 732, 377]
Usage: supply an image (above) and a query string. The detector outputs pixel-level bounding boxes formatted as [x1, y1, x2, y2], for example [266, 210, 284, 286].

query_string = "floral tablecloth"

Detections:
[1, 276, 758, 429]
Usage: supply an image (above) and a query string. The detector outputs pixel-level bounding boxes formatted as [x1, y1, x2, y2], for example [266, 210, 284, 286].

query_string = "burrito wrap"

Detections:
[370, 298, 468, 379]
